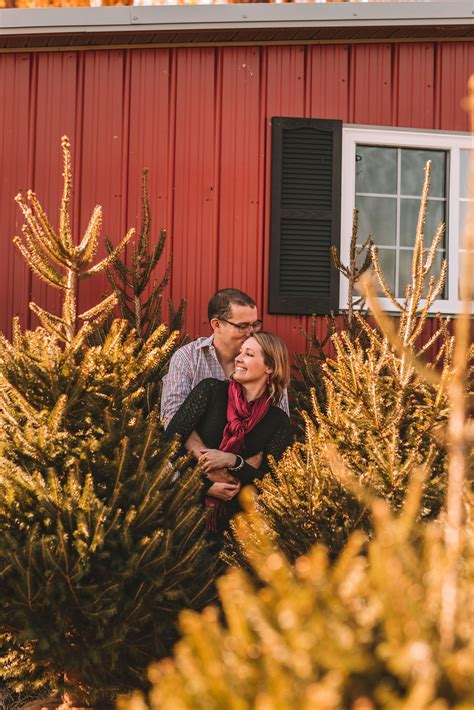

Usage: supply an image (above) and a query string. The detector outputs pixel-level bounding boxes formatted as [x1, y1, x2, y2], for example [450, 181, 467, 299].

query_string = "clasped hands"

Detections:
[199, 448, 241, 502]
[200, 449, 264, 502]
[184, 432, 261, 503]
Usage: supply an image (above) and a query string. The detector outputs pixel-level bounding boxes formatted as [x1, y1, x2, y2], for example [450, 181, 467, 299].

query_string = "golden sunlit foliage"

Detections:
[0, 137, 213, 706]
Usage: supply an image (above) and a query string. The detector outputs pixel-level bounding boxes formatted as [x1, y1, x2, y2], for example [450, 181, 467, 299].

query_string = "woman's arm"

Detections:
[236, 418, 292, 487]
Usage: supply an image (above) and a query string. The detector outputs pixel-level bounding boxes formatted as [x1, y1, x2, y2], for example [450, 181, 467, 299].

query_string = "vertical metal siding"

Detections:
[30, 52, 83, 326]
[127, 48, 175, 323]
[0, 41, 472, 355]
[351, 44, 393, 125]
[217, 46, 263, 302]
[172, 47, 219, 335]
[0, 53, 31, 332]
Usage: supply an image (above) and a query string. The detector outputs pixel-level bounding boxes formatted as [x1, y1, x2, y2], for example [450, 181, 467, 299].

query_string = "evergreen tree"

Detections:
[0, 137, 214, 706]
[226, 162, 451, 564]
[104, 168, 186, 341]
[121, 488, 474, 710]
[99, 167, 187, 414]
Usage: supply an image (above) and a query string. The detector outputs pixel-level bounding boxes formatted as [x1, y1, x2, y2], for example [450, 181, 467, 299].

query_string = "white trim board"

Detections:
[0, 2, 472, 36]
[340, 125, 473, 316]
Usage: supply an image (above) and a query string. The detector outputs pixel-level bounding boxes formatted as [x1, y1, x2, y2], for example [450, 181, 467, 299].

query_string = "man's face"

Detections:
[211, 303, 261, 354]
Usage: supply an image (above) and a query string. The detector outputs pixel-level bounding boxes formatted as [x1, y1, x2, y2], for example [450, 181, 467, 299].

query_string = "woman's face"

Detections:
[233, 337, 272, 387]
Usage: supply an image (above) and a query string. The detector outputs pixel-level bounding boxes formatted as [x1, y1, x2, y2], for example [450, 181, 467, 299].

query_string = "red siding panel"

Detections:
[0, 40, 472, 355]
[0, 53, 32, 332]
[309, 45, 350, 121]
[172, 48, 219, 336]
[351, 44, 393, 125]
[217, 47, 262, 301]
[127, 49, 175, 323]
[396, 43, 435, 128]
[78, 50, 130, 318]
[436, 42, 474, 132]
[29, 52, 82, 329]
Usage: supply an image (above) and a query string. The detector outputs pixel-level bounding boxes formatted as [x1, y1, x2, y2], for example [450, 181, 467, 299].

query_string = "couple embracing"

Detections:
[161, 288, 292, 533]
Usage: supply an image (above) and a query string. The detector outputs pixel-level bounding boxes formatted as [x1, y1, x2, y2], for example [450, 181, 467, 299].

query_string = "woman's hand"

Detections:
[199, 448, 236, 472]
[207, 481, 241, 501]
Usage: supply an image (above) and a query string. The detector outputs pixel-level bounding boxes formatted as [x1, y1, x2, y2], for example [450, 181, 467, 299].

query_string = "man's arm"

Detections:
[160, 348, 193, 428]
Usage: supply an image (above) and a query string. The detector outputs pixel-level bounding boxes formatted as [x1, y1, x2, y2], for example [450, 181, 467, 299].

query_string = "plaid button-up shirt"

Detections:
[160, 334, 289, 427]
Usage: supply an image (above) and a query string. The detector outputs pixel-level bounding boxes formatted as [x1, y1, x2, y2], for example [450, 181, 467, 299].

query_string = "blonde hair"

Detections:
[251, 332, 290, 406]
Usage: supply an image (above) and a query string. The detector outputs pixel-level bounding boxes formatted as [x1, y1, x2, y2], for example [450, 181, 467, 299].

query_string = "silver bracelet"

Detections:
[229, 454, 244, 472]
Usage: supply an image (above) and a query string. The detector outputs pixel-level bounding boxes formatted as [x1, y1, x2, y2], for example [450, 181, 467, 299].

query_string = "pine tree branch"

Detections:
[59, 136, 74, 252]
[78, 293, 119, 323]
[81, 228, 134, 279]
[13, 237, 65, 290]
[76, 205, 102, 265]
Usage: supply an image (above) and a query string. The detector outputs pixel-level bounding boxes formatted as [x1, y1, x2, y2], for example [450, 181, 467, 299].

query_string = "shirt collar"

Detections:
[196, 334, 215, 350]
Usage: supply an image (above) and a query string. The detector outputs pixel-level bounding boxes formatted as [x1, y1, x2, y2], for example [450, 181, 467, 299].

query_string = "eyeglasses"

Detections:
[219, 318, 263, 333]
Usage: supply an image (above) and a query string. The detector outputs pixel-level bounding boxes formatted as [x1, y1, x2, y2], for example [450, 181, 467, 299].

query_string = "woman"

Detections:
[165, 332, 292, 532]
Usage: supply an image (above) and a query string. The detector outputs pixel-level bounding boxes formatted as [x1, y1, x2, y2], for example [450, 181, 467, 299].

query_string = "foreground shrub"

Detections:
[123, 488, 474, 710]
[0, 138, 214, 705]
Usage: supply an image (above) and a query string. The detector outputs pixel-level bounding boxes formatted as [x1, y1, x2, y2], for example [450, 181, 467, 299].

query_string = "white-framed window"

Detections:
[340, 126, 473, 315]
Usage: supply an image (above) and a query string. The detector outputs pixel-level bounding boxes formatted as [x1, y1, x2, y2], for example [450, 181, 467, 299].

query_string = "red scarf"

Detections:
[205, 379, 270, 532]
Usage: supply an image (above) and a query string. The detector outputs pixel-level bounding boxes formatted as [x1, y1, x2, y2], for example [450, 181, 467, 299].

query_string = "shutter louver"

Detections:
[269, 117, 342, 315]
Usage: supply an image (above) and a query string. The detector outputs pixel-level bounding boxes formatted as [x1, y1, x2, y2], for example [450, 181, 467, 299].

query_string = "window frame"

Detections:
[340, 125, 473, 316]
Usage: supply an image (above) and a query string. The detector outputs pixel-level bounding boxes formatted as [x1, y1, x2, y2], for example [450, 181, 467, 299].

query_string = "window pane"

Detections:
[398, 249, 446, 299]
[373, 248, 396, 296]
[399, 198, 446, 248]
[356, 195, 397, 246]
[355, 145, 398, 195]
[460, 149, 472, 199]
[459, 200, 473, 240]
[400, 149, 447, 198]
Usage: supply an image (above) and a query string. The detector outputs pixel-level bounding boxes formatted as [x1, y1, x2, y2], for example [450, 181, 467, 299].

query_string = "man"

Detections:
[160, 288, 289, 486]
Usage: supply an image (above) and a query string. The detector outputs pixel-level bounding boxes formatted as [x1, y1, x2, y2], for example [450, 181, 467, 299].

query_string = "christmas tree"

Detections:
[99, 167, 187, 415]
[122, 486, 474, 710]
[0, 137, 214, 706]
[225, 160, 452, 564]
[103, 168, 186, 342]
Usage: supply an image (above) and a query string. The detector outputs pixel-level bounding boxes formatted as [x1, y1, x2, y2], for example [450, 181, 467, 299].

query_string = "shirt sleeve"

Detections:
[278, 389, 290, 416]
[165, 378, 215, 444]
[160, 347, 194, 428]
[237, 417, 292, 487]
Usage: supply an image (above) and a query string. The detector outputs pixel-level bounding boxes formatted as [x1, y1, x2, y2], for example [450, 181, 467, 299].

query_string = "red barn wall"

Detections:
[0, 41, 472, 355]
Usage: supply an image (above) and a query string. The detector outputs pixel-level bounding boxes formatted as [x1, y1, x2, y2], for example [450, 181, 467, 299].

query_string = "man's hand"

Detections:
[207, 481, 241, 501]
[184, 431, 207, 459]
[199, 448, 235, 472]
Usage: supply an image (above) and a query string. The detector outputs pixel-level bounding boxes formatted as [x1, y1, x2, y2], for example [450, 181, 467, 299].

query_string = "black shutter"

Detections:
[269, 117, 342, 315]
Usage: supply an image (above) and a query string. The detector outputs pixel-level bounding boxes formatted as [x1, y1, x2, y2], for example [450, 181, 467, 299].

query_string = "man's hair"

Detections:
[207, 288, 257, 321]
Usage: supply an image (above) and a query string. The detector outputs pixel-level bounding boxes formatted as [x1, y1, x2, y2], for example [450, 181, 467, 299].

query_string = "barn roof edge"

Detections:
[0, 2, 473, 38]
